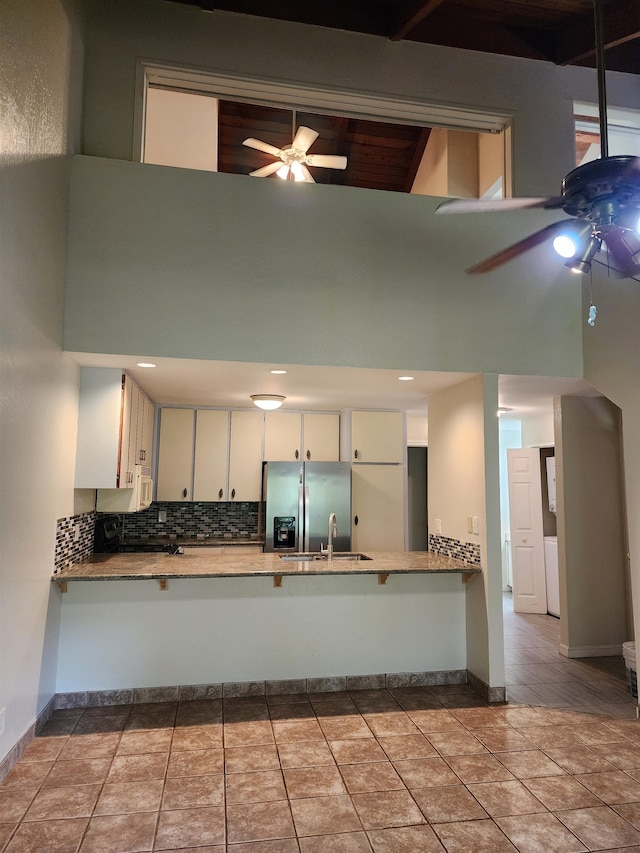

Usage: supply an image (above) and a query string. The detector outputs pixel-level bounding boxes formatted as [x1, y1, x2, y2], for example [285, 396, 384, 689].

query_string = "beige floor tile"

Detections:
[495, 748, 566, 778]
[351, 789, 426, 829]
[225, 744, 281, 773]
[363, 713, 419, 738]
[93, 779, 164, 815]
[317, 716, 373, 740]
[23, 784, 101, 821]
[272, 720, 325, 744]
[19, 737, 67, 763]
[339, 761, 404, 794]
[277, 740, 335, 769]
[59, 732, 121, 761]
[432, 817, 518, 852]
[522, 774, 602, 810]
[591, 740, 640, 770]
[154, 805, 225, 849]
[407, 709, 464, 733]
[576, 769, 640, 804]
[544, 745, 617, 774]
[79, 811, 157, 852]
[496, 812, 588, 853]
[614, 801, 640, 829]
[171, 723, 223, 750]
[106, 752, 169, 783]
[474, 727, 535, 752]
[1, 762, 54, 789]
[284, 765, 347, 798]
[0, 824, 16, 849]
[269, 704, 316, 721]
[226, 841, 298, 853]
[329, 739, 387, 765]
[116, 729, 172, 756]
[42, 758, 111, 788]
[366, 824, 446, 853]
[425, 731, 487, 757]
[444, 753, 515, 784]
[226, 770, 287, 804]
[73, 713, 129, 735]
[376, 734, 437, 761]
[227, 799, 296, 843]
[449, 707, 510, 729]
[290, 795, 362, 837]
[225, 721, 275, 748]
[518, 724, 584, 749]
[0, 789, 38, 823]
[411, 784, 488, 823]
[556, 805, 640, 849]
[166, 747, 223, 777]
[162, 773, 224, 808]
[571, 723, 629, 746]
[466, 779, 546, 817]
[392, 757, 459, 789]
[299, 831, 372, 852]
[4, 817, 89, 853]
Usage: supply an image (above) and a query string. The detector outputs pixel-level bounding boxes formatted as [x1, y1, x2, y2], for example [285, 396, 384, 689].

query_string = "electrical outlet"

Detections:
[0, 707, 5, 736]
[158, 510, 167, 523]
[434, 518, 442, 534]
[472, 516, 479, 535]
[74, 523, 81, 542]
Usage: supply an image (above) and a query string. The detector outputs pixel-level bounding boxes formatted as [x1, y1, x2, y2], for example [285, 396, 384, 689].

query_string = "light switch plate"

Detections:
[434, 518, 442, 534]
[0, 707, 5, 736]
[472, 516, 479, 535]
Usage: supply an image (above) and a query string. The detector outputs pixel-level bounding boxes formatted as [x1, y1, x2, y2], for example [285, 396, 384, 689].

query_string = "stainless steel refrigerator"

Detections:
[263, 461, 351, 553]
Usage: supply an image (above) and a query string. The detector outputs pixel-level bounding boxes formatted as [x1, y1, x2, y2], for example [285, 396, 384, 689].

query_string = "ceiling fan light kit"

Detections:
[243, 123, 347, 184]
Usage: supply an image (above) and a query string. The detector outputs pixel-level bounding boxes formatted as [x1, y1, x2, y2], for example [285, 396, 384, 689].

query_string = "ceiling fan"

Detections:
[243, 122, 347, 183]
[436, 0, 640, 280]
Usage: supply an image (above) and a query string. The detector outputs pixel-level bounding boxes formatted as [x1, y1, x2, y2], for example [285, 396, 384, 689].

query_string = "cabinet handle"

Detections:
[354, 449, 359, 460]
[306, 449, 311, 460]
[218, 488, 223, 500]
[231, 488, 236, 499]
[295, 449, 299, 460]
[354, 515, 359, 526]
[182, 488, 188, 499]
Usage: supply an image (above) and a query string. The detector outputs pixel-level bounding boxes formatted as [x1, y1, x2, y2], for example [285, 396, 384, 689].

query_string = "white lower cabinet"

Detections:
[352, 464, 405, 552]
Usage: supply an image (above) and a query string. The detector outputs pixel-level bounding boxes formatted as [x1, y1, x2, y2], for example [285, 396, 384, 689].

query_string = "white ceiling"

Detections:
[68, 352, 601, 421]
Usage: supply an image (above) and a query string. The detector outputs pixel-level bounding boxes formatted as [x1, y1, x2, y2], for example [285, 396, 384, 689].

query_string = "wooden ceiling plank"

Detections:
[390, 0, 447, 41]
[402, 127, 432, 193]
[554, 0, 640, 65]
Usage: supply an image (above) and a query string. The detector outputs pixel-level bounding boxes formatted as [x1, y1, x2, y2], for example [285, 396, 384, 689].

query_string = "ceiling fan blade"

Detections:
[249, 161, 282, 178]
[299, 164, 315, 183]
[243, 137, 283, 158]
[292, 126, 319, 154]
[305, 154, 348, 170]
[466, 220, 578, 275]
[437, 196, 565, 215]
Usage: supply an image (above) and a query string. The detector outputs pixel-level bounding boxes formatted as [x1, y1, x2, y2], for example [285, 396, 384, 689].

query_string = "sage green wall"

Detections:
[64, 155, 584, 378]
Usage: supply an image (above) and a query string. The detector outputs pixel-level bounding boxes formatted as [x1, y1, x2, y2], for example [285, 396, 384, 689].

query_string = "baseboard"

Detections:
[466, 670, 507, 704]
[559, 643, 623, 658]
[0, 696, 55, 783]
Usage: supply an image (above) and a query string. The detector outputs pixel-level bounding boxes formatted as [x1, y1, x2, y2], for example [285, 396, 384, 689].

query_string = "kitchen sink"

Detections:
[279, 552, 372, 562]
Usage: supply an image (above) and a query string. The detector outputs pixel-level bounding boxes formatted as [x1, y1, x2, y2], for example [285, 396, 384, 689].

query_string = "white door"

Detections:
[507, 448, 547, 613]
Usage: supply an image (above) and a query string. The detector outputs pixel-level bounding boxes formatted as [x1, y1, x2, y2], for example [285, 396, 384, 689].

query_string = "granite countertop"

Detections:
[53, 551, 482, 582]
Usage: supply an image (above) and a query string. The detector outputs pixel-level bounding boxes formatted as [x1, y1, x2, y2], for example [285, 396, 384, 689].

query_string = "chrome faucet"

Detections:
[327, 513, 338, 561]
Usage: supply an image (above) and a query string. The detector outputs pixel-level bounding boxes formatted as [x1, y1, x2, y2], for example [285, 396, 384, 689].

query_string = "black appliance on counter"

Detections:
[93, 515, 182, 554]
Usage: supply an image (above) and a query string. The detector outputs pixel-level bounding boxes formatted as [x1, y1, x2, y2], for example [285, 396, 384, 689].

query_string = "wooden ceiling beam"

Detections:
[390, 0, 446, 41]
[402, 127, 431, 193]
[554, 1, 640, 66]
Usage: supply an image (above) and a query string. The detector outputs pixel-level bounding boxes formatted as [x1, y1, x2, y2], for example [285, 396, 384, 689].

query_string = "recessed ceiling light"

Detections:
[137, 362, 156, 368]
[270, 369, 287, 375]
[398, 376, 414, 381]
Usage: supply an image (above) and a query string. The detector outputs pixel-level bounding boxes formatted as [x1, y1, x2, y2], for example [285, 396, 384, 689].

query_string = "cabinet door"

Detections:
[264, 412, 301, 461]
[228, 410, 263, 501]
[139, 392, 155, 464]
[193, 409, 230, 501]
[303, 413, 339, 461]
[156, 408, 195, 501]
[351, 411, 404, 463]
[120, 374, 136, 486]
[352, 464, 405, 551]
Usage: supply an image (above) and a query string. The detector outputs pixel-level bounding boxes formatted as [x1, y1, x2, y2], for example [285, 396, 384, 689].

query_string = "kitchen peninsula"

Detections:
[52, 551, 484, 704]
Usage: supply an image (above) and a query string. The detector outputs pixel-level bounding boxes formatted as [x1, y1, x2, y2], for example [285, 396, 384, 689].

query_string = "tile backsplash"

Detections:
[428, 534, 481, 566]
[121, 501, 261, 540]
[54, 511, 95, 573]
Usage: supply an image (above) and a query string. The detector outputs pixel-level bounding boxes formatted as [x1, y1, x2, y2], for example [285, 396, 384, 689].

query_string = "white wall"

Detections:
[427, 375, 504, 690]
[56, 575, 467, 691]
[0, 0, 83, 766]
[498, 420, 523, 588]
[522, 410, 555, 447]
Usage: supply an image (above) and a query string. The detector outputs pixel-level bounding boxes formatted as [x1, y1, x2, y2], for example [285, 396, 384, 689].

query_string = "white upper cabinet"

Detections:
[344, 410, 405, 463]
[156, 408, 195, 501]
[75, 368, 154, 489]
[228, 410, 263, 501]
[264, 412, 339, 462]
[193, 409, 230, 501]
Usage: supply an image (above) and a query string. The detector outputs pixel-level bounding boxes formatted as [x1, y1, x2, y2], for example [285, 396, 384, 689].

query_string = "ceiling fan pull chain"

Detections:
[587, 269, 597, 327]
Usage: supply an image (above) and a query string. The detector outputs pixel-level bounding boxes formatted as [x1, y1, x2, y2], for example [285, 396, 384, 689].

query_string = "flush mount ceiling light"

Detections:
[251, 394, 286, 410]
[136, 362, 156, 368]
[398, 376, 414, 381]
[270, 369, 287, 375]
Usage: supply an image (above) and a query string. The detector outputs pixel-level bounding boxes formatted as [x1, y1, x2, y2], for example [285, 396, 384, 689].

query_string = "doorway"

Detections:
[408, 446, 428, 551]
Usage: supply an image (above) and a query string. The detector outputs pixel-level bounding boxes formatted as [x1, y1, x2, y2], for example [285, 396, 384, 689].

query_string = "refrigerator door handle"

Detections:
[303, 485, 310, 551]
[297, 482, 304, 552]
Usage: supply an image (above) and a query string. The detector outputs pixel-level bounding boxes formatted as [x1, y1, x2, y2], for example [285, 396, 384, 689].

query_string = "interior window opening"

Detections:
[574, 101, 640, 166]
[141, 73, 509, 200]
